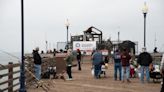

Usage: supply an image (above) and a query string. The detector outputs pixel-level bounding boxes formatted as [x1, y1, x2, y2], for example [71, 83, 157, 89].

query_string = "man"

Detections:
[92, 49, 103, 79]
[121, 49, 131, 83]
[137, 47, 152, 83]
[76, 49, 82, 71]
[33, 47, 42, 80]
[160, 54, 164, 92]
[113, 49, 122, 81]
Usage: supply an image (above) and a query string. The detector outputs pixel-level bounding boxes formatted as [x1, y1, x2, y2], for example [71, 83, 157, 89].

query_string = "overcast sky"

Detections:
[0, 0, 164, 53]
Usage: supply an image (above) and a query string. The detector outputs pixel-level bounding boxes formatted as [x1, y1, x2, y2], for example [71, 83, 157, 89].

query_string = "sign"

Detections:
[101, 50, 108, 55]
[73, 41, 96, 51]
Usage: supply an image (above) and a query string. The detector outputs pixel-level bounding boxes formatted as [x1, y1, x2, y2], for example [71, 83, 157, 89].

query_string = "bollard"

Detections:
[8, 62, 13, 92]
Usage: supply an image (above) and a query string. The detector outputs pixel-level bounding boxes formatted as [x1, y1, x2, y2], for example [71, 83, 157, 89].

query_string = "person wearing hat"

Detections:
[33, 47, 42, 80]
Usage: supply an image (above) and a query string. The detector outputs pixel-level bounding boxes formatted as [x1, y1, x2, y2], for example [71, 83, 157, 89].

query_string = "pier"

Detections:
[0, 53, 162, 92]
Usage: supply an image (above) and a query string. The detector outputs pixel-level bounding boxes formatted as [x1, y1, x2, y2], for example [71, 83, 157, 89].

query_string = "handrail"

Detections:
[0, 55, 64, 91]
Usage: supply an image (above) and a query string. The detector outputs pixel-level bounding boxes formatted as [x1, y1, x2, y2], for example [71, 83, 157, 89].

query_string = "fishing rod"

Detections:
[0, 50, 20, 60]
[0, 49, 30, 65]
[0, 64, 5, 68]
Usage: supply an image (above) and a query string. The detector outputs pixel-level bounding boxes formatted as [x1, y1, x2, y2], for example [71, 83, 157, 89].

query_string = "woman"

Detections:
[65, 49, 74, 80]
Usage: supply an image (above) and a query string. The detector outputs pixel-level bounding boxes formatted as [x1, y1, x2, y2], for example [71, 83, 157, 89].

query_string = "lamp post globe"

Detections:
[65, 19, 70, 50]
[142, 2, 148, 48]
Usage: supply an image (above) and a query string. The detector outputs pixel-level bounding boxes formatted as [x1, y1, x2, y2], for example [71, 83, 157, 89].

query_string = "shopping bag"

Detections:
[91, 68, 94, 76]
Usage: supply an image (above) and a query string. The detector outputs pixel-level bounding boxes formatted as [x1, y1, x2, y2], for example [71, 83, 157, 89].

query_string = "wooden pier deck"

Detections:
[27, 62, 161, 92]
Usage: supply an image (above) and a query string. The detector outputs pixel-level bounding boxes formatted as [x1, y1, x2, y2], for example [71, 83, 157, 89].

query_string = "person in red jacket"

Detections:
[121, 49, 131, 83]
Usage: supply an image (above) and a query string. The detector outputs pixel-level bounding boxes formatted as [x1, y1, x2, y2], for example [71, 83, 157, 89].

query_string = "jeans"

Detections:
[121, 66, 130, 81]
[66, 66, 72, 78]
[140, 66, 150, 83]
[114, 63, 122, 80]
[94, 64, 101, 79]
[34, 64, 41, 80]
[77, 59, 81, 70]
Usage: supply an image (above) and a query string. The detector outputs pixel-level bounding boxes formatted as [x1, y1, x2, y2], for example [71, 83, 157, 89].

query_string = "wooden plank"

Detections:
[0, 76, 19, 85]
[1, 81, 19, 92]
[1, 70, 20, 78]
[0, 63, 20, 71]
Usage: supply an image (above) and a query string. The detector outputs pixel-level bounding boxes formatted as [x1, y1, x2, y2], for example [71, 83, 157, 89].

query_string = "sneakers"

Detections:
[66, 78, 73, 81]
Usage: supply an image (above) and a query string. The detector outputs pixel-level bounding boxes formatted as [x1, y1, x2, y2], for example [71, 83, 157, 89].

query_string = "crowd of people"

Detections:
[32, 47, 164, 91]
[91, 47, 164, 91]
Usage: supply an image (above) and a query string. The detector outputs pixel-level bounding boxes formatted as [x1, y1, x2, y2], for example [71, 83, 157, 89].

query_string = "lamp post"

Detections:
[65, 19, 70, 50]
[142, 2, 148, 48]
[19, 0, 26, 92]
[45, 40, 48, 53]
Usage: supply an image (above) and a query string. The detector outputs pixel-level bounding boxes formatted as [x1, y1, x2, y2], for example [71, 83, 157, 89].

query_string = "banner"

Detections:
[73, 41, 96, 51]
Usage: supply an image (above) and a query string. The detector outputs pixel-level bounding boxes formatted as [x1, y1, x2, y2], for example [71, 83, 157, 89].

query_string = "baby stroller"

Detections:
[149, 64, 162, 82]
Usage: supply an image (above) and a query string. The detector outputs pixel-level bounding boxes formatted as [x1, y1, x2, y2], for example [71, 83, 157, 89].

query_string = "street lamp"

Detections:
[65, 19, 70, 50]
[19, 0, 26, 92]
[142, 2, 148, 48]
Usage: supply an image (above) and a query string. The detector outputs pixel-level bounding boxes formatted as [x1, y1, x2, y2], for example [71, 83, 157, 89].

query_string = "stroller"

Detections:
[149, 64, 162, 82]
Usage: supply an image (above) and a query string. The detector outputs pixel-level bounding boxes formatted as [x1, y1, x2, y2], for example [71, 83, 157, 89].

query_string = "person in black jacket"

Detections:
[76, 49, 81, 71]
[33, 47, 42, 80]
[137, 47, 152, 83]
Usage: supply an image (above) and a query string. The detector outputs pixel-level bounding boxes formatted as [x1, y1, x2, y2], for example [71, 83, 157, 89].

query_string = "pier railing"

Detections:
[0, 54, 68, 92]
[0, 56, 55, 92]
[0, 62, 20, 92]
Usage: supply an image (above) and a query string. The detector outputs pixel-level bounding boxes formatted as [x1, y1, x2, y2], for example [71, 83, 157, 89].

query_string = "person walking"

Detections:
[65, 49, 74, 80]
[137, 47, 152, 83]
[121, 49, 131, 83]
[113, 49, 122, 81]
[92, 49, 103, 79]
[76, 49, 82, 71]
[160, 54, 164, 92]
[33, 47, 42, 80]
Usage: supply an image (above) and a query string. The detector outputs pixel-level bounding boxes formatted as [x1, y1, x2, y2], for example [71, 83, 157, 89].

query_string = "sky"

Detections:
[0, 0, 164, 53]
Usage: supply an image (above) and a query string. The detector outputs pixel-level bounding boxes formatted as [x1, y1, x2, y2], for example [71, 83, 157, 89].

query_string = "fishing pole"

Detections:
[0, 49, 30, 65]
[0, 49, 20, 60]
[0, 64, 5, 68]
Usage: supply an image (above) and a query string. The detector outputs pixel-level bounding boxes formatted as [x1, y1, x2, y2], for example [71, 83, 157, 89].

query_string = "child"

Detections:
[100, 61, 106, 77]
[130, 64, 135, 78]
